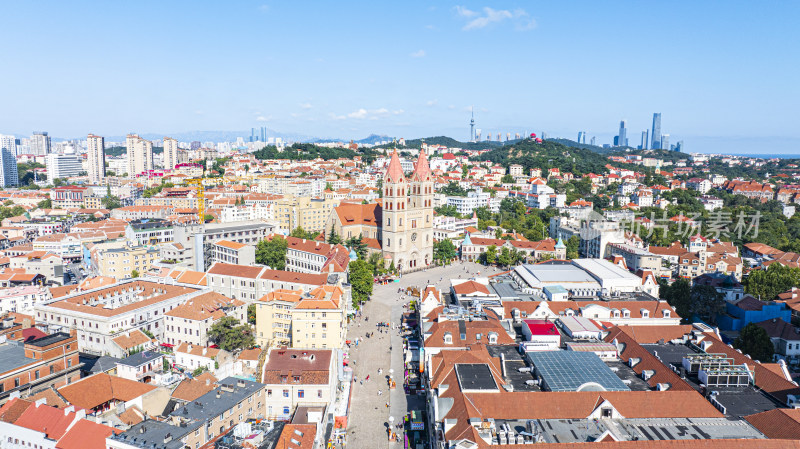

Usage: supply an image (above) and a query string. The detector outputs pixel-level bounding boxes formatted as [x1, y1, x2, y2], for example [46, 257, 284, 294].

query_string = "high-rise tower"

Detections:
[470, 107, 476, 142]
[651, 113, 662, 149]
[163, 137, 179, 171]
[87, 134, 106, 184]
[126, 134, 153, 178]
[618, 120, 628, 147]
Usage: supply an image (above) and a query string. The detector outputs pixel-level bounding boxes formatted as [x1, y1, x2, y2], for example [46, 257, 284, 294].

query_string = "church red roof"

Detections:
[385, 149, 405, 183]
[412, 148, 432, 181]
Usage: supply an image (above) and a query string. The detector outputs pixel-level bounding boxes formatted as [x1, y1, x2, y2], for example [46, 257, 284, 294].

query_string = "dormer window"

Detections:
[662, 310, 671, 318]
[641, 310, 649, 319]
[444, 332, 453, 344]
[488, 332, 498, 344]
[622, 309, 630, 318]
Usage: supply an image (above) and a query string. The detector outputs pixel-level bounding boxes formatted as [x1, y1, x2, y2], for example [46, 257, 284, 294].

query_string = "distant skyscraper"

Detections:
[577, 131, 584, 143]
[0, 147, 18, 187]
[661, 134, 670, 152]
[30, 132, 51, 156]
[126, 134, 154, 177]
[163, 137, 179, 171]
[675, 140, 684, 152]
[190, 141, 201, 150]
[260, 127, 267, 142]
[617, 120, 628, 147]
[250, 128, 255, 143]
[590, 136, 596, 146]
[87, 134, 106, 184]
[641, 130, 649, 150]
[0, 135, 16, 158]
[651, 113, 662, 149]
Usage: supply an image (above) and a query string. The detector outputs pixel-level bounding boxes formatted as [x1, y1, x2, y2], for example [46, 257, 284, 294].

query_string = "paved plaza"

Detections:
[343, 261, 504, 448]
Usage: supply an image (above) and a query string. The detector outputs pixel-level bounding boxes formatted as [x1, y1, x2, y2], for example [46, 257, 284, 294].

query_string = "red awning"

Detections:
[160, 343, 175, 348]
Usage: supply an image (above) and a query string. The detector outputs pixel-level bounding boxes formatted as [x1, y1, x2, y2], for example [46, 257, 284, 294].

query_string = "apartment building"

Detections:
[261, 348, 336, 420]
[87, 133, 106, 184]
[108, 378, 268, 449]
[111, 205, 175, 220]
[206, 262, 330, 303]
[126, 134, 154, 177]
[284, 236, 350, 274]
[34, 279, 206, 354]
[164, 291, 246, 346]
[163, 136, 179, 171]
[212, 240, 256, 266]
[255, 285, 348, 349]
[125, 218, 174, 245]
[50, 186, 88, 209]
[0, 331, 81, 404]
[273, 196, 341, 234]
[171, 220, 273, 271]
[95, 244, 160, 280]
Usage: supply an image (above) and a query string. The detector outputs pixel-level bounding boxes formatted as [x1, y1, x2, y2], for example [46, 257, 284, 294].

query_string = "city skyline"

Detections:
[1, 1, 798, 154]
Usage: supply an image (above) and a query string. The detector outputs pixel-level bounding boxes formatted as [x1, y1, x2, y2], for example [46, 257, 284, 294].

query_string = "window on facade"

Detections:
[283, 390, 289, 397]
[298, 390, 304, 398]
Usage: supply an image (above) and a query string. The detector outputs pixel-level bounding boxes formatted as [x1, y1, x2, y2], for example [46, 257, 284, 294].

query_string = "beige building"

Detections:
[255, 285, 348, 350]
[274, 195, 341, 234]
[95, 244, 160, 279]
[261, 349, 336, 420]
[163, 136, 179, 171]
[87, 134, 106, 184]
[126, 133, 153, 177]
[164, 291, 246, 346]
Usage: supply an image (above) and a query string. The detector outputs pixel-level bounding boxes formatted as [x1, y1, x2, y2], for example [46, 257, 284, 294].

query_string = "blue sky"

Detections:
[1, 1, 798, 153]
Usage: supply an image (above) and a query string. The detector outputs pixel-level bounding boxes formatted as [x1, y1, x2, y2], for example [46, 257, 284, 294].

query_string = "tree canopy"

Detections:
[255, 237, 287, 270]
[208, 316, 255, 352]
[744, 264, 800, 301]
[349, 259, 373, 309]
[734, 323, 775, 363]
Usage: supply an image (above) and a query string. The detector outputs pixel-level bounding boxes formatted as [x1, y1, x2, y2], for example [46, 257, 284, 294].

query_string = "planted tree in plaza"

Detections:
[497, 246, 513, 268]
[349, 259, 373, 309]
[433, 239, 457, 265]
[482, 245, 498, 265]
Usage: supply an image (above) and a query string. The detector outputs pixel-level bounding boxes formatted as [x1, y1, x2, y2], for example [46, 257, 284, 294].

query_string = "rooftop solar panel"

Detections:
[526, 351, 630, 392]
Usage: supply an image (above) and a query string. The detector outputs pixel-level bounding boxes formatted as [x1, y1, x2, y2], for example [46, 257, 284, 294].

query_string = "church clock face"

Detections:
[411, 232, 418, 242]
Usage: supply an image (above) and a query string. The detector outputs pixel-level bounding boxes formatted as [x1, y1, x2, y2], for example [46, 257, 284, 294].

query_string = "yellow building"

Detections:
[255, 285, 348, 350]
[254, 289, 301, 347]
[274, 195, 341, 234]
[95, 244, 160, 280]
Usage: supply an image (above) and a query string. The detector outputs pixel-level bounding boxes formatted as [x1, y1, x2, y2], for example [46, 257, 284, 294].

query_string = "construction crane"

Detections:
[184, 175, 263, 223]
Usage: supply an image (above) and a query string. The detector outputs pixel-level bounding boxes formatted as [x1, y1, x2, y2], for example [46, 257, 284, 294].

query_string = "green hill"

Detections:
[376, 136, 508, 151]
[473, 139, 610, 176]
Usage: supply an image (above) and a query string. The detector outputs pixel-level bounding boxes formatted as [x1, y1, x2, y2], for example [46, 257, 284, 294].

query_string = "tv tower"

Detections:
[470, 106, 475, 142]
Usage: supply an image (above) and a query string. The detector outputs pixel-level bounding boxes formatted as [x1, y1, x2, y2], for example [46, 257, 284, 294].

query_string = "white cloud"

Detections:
[347, 108, 369, 119]
[289, 112, 299, 118]
[337, 108, 403, 121]
[455, 6, 536, 31]
[410, 49, 426, 58]
[447, 105, 456, 110]
[258, 4, 269, 12]
[455, 6, 478, 18]
[299, 102, 313, 109]
[256, 115, 271, 122]
[194, 109, 204, 115]
[426, 100, 438, 107]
